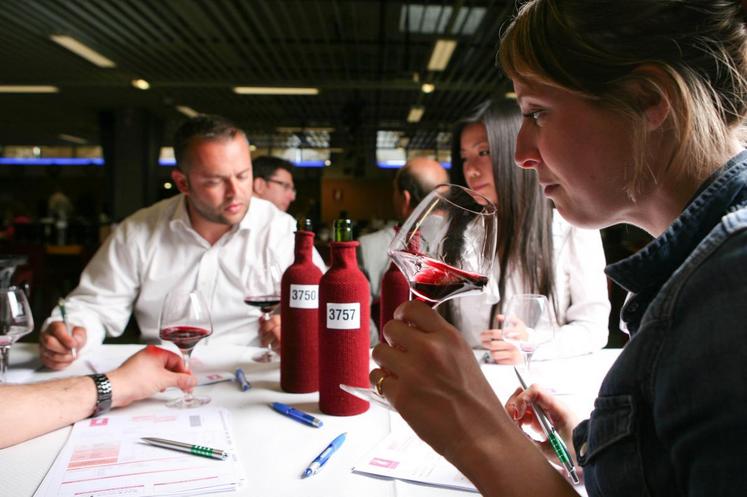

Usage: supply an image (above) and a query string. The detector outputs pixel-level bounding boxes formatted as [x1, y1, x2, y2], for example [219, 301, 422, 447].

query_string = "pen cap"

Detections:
[319, 239, 370, 416]
[280, 230, 323, 393]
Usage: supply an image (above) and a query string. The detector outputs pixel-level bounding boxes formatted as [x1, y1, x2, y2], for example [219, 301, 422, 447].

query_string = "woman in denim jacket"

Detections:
[370, 1, 747, 496]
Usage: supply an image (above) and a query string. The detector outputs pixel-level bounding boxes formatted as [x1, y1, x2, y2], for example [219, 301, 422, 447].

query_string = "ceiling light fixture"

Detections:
[427, 39, 457, 71]
[421, 83, 435, 94]
[132, 79, 150, 90]
[176, 105, 199, 117]
[407, 105, 425, 123]
[233, 87, 319, 95]
[0, 85, 59, 93]
[505, 91, 517, 100]
[50, 35, 116, 68]
[58, 134, 87, 144]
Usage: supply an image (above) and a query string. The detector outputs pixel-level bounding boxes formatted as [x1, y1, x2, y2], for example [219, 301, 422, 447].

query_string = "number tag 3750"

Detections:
[289, 284, 318, 309]
[326, 302, 360, 330]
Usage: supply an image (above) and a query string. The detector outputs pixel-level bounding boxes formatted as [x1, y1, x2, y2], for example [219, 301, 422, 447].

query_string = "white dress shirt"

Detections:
[358, 224, 397, 298]
[451, 213, 610, 360]
[44, 194, 326, 346]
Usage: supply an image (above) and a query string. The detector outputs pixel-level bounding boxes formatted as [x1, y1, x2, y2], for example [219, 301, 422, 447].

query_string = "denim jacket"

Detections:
[573, 150, 747, 497]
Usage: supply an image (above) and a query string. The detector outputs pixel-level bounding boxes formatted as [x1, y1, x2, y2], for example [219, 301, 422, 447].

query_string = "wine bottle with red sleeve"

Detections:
[318, 218, 370, 415]
[378, 226, 414, 343]
[280, 219, 323, 393]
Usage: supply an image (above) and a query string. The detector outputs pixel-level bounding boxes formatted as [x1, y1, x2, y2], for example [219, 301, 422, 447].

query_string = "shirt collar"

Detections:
[606, 149, 747, 294]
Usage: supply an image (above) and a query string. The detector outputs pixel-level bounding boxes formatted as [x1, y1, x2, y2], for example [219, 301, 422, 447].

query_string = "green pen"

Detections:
[141, 437, 228, 460]
[514, 367, 580, 484]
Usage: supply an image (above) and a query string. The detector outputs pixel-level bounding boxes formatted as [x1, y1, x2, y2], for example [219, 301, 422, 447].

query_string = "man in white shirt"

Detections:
[358, 157, 449, 341]
[39, 115, 325, 370]
[252, 156, 297, 212]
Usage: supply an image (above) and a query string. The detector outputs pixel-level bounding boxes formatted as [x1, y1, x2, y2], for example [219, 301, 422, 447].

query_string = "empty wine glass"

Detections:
[500, 294, 555, 373]
[0, 287, 34, 383]
[388, 183, 497, 308]
[158, 290, 213, 408]
[244, 261, 283, 363]
[341, 184, 497, 409]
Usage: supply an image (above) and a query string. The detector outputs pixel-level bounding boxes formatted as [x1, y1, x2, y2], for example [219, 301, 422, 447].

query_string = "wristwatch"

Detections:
[88, 373, 113, 417]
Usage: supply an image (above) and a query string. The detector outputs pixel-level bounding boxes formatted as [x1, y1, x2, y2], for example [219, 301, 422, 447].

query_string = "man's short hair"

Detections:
[173, 114, 245, 171]
[252, 156, 294, 180]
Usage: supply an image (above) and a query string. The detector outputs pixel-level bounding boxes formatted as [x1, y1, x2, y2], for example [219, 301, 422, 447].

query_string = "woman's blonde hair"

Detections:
[499, 0, 747, 198]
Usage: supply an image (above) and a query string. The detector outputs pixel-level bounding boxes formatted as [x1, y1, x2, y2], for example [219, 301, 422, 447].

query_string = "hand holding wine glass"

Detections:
[342, 184, 497, 408]
[244, 261, 282, 363]
[158, 290, 212, 408]
[0, 287, 34, 383]
[500, 294, 555, 373]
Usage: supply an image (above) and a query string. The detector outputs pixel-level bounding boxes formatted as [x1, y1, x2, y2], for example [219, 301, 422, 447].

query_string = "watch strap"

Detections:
[88, 373, 113, 417]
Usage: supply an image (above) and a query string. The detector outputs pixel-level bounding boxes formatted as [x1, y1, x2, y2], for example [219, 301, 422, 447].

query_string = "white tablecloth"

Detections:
[0, 342, 620, 497]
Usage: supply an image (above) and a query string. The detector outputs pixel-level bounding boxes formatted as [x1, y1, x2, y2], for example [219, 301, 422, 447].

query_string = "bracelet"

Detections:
[88, 374, 113, 417]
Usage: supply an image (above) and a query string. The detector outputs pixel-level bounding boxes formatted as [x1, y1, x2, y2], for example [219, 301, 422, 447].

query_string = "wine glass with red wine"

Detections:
[340, 184, 497, 409]
[388, 183, 497, 308]
[244, 262, 282, 363]
[158, 290, 212, 408]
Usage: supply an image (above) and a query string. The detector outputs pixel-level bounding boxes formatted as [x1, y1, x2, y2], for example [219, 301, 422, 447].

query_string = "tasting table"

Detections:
[0, 342, 619, 496]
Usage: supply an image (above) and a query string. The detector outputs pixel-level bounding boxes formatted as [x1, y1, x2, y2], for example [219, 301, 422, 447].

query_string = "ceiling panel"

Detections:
[0, 0, 515, 151]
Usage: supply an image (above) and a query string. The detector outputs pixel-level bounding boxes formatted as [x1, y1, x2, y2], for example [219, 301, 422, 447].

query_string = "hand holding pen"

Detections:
[510, 367, 580, 484]
[39, 302, 87, 370]
[57, 299, 77, 360]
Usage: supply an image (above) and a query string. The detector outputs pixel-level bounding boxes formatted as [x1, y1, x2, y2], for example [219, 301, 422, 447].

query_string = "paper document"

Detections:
[34, 408, 246, 497]
[353, 424, 477, 492]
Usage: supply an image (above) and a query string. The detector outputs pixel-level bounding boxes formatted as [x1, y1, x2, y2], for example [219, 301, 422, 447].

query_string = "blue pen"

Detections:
[271, 402, 323, 428]
[302, 432, 346, 478]
[235, 368, 251, 391]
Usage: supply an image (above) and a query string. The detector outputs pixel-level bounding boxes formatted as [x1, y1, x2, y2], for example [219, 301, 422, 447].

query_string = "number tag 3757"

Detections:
[289, 284, 318, 309]
[326, 302, 360, 330]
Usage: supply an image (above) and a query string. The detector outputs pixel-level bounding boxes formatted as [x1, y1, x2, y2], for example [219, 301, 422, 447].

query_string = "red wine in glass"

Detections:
[159, 326, 211, 352]
[158, 290, 212, 408]
[389, 250, 488, 307]
[245, 295, 281, 363]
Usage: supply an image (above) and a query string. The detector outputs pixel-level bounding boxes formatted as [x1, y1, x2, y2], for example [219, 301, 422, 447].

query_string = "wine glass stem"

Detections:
[262, 312, 273, 354]
[523, 351, 534, 373]
[181, 350, 194, 402]
[0, 345, 9, 383]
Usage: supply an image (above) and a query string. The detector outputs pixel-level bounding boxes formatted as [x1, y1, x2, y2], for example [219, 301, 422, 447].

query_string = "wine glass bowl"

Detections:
[158, 290, 212, 408]
[0, 287, 34, 383]
[500, 294, 555, 372]
[244, 262, 283, 363]
[388, 184, 497, 308]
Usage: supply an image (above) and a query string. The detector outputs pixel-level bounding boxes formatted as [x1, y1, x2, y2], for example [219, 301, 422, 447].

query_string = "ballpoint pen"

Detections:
[235, 367, 252, 391]
[271, 402, 323, 428]
[514, 367, 580, 484]
[301, 432, 346, 478]
[141, 437, 228, 460]
[57, 298, 77, 359]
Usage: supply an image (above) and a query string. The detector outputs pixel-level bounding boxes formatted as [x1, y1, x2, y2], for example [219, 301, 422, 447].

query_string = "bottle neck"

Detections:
[330, 241, 359, 268]
[294, 231, 315, 263]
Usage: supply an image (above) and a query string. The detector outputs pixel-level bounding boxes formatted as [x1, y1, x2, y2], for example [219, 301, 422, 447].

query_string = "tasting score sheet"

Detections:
[33, 407, 246, 497]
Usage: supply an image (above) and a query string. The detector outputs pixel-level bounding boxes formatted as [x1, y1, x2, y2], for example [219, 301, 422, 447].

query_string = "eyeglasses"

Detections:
[266, 178, 296, 193]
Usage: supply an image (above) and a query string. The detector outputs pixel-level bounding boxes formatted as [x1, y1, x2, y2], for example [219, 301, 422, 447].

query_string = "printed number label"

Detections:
[290, 284, 319, 309]
[326, 302, 360, 330]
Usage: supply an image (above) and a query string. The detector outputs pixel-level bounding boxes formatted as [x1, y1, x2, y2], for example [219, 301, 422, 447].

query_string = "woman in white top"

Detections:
[448, 98, 610, 362]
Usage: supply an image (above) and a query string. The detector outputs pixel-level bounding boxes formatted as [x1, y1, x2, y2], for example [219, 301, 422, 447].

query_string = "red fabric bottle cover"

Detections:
[280, 230, 323, 393]
[378, 260, 409, 344]
[379, 228, 419, 343]
[319, 240, 371, 415]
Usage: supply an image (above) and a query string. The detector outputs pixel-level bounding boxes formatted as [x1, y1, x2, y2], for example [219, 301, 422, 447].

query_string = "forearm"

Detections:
[0, 377, 96, 448]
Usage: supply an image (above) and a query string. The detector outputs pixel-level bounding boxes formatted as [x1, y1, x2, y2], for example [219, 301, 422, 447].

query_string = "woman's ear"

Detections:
[630, 64, 673, 131]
